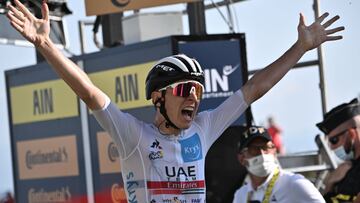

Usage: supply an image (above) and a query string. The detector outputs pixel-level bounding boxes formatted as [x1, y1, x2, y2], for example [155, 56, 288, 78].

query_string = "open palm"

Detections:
[297, 12, 344, 51]
[6, 0, 50, 46]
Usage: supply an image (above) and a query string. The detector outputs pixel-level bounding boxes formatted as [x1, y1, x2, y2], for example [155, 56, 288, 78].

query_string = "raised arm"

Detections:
[242, 13, 344, 104]
[6, 0, 106, 110]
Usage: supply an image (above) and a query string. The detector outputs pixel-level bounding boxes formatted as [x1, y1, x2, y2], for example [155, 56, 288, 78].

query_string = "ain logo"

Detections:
[111, 0, 131, 7]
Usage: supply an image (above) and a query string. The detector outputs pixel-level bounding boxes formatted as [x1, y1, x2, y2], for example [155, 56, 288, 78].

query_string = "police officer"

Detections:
[317, 98, 360, 203]
[233, 126, 325, 203]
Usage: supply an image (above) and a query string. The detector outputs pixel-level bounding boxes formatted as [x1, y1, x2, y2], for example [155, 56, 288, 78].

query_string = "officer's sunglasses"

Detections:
[242, 144, 276, 155]
[328, 127, 356, 145]
[159, 81, 204, 100]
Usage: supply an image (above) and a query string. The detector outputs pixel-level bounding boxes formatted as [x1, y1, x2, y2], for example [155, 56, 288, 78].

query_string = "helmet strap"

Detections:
[154, 91, 180, 130]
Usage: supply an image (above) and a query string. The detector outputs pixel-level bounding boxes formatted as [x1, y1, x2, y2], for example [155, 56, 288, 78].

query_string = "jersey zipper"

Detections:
[174, 138, 183, 165]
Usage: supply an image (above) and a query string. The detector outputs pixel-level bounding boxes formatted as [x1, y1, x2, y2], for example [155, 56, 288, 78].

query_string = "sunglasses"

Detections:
[159, 81, 204, 100]
[242, 144, 276, 155]
[328, 127, 356, 145]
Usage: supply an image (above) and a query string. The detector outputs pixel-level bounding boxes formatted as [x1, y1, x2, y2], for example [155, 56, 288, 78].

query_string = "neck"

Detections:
[249, 174, 268, 190]
[354, 142, 360, 160]
[352, 127, 360, 159]
[154, 117, 181, 135]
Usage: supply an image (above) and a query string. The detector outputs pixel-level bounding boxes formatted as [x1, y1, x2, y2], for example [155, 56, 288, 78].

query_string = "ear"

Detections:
[349, 128, 358, 141]
[151, 91, 161, 105]
[237, 153, 247, 167]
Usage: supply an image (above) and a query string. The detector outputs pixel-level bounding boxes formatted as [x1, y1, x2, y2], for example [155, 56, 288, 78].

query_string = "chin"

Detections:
[179, 121, 192, 129]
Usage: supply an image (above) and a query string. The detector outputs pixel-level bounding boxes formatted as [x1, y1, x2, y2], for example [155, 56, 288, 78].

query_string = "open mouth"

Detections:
[181, 107, 194, 121]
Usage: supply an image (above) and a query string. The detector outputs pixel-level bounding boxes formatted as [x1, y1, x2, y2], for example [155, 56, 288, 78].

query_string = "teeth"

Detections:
[182, 106, 195, 121]
[183, 107, 194, 111]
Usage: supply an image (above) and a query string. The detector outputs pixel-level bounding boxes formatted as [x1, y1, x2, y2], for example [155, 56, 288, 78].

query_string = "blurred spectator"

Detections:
[0, 192, 14, 203]
[267, 116, 285, 155]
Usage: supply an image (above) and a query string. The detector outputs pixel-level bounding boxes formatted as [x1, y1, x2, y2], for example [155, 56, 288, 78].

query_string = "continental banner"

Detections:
[85, 0, 199, 16]
[17, 135, 79, 180]
[10, 79, 78, 124]
[96, 132, 127, 203]
[6, 61, 88, 202]
[97, 132, 121, 174]
[88, 62, 153, 110]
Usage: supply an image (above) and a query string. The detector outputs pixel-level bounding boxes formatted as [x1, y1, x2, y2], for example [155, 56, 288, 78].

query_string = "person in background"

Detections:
[233, 126, 325, 203]
[267, 116, 285, 154]
[316, 98, 360, 203]
[0, 192, 14, 203]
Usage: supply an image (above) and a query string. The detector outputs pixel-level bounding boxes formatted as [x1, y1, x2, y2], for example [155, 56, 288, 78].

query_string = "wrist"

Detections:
[36, 36, 53, 52]
[294, 40, 307, 55]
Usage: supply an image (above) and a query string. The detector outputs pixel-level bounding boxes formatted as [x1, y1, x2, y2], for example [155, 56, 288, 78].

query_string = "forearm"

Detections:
[242, 40, 306, 104]
[36, 37, 105, 110]
[323, 184, 334, 196]
[322, 174, 336, 195]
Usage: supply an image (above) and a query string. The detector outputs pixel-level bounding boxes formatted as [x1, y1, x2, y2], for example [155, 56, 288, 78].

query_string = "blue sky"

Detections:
[0, 0, 359, 194]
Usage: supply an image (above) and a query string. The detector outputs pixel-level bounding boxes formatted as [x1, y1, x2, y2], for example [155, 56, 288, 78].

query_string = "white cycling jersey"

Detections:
[93, 89, 248, 203]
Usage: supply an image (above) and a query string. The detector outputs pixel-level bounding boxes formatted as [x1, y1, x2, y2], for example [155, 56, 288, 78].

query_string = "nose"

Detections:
[254, 147, 270, 156]
[187, 90, 198, 101]
[259, 148, 268, 154]
[329, 141, 341, 150]
[253, 148, 266, 155]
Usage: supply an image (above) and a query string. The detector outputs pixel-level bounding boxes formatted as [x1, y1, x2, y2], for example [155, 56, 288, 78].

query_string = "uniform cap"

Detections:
[316, 98, 360, 134]
[238, 126, 273, 152]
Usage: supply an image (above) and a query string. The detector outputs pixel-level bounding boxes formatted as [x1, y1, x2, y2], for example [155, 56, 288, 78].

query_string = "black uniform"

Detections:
[324, 157, 360, 203]
[316, 98, 360, 203]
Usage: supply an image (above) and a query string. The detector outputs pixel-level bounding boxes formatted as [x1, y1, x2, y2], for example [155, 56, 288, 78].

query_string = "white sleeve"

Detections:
[92, 95, 143, 159]
[200, 89, 248, 149]
[290, 174, 325, 203]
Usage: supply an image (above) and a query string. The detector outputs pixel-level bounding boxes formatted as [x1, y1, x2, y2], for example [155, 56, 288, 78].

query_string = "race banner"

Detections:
[6, 63, 88, 203]
[85, 0, 199, 16]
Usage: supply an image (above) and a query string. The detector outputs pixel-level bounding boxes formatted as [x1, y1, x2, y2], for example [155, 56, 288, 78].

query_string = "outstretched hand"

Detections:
[297, 12, 344, 52]
[6, 0, 50, 47]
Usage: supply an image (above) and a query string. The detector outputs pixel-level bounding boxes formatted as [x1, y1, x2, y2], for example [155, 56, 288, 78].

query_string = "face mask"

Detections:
[333, 145, 354, 161]
[245, 154, 277, 177]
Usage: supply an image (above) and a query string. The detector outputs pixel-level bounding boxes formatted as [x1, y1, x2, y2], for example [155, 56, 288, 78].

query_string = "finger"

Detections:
[8, 4, 25, 21]
[317, 12, 329, 24]
[10, 21, 24, 33]
[323, 15, 340, 28]
[299, 13, 305, 26]
[326, 35, 343, 41]
[326, 26, 345, 35]
[41, 1, 49, 21]
[6, 11, 25, 27]
[14, 0, 34, 19]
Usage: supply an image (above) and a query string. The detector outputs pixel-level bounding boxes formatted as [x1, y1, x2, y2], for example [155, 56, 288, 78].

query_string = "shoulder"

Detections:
[280, 171, 318, 193]
[277, 170, 308, 188]
[233, 185, 248, 202]
[351, 158, 360, 170]
[281, 171, 307, 183]
[280, 170, 302, 178]
[277, 170, 324, 202]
